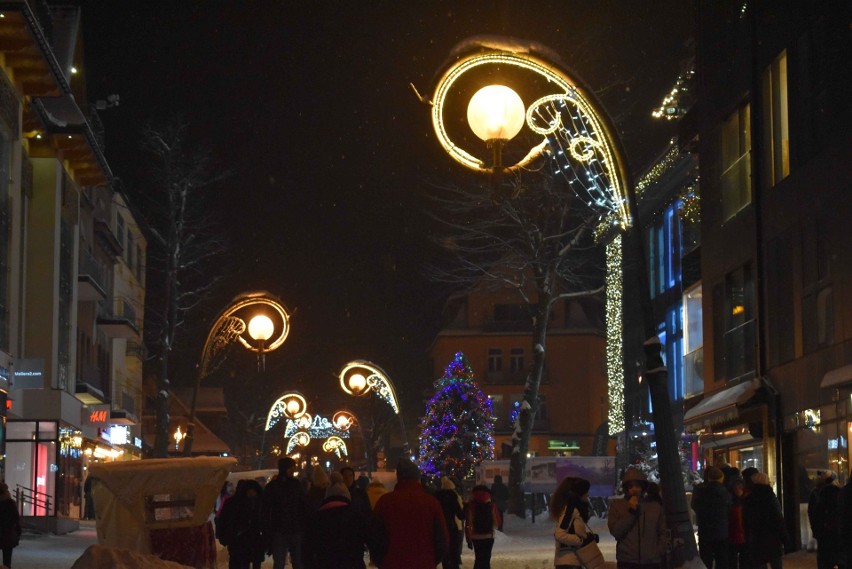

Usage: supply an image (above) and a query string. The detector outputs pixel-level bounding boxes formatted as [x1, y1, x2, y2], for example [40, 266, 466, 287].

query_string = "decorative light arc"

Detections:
[338, 360, 400, 414]
[265, 392, 308, 431]
[429, 51, 631, 228]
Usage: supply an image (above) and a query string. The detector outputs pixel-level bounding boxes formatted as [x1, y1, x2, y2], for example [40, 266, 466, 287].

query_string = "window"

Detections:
[761, 51, 790, 188]
[127, 232, 134, 268]
[659, 304, 684, 401]
[647, 201, 682, 298]
[509, 348, 524, 372]
[720, 103, 752, 220]
[721, 265, 756, 381]
[802, 222, 833, 352]
[683, 284, 704, 397]
[136, 244, 144, 280]
[487, 348, 502, 372]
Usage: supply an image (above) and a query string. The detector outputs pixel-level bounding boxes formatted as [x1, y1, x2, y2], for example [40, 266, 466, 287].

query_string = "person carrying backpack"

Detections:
[465, 485, 501, 569]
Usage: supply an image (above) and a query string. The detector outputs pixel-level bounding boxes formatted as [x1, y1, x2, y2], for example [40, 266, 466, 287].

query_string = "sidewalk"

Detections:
[16, 520, 98, 569]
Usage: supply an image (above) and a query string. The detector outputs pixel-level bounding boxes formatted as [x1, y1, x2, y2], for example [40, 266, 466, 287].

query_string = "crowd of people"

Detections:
[213, 457, 852, 569]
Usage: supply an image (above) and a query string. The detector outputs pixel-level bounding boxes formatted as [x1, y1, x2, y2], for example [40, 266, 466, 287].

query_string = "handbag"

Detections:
[575, 539, 606, 569]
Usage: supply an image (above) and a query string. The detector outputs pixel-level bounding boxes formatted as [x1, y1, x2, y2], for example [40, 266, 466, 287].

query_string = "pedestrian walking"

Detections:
[373, 457, 448, 569]
[742, 472, 787, 569]
[435, 477, 465, 569]
[726, 475, 749, 569]
[465, 485, 501, 569]
[811, 480, 842, 569]
[306, 466, 331, 511]
[340, 466, 372, 517]
[0, 483, 21, 569]
[217, 479, 266, 569]
[262, 457, 311, 569]
[607, 468, 667, 569]
[551, 477, 598, 568]
[807, 471, 835, 552]
[490, 475, 509, 532]
[305, 480, 377, 569]
[691, 466, 732, 569]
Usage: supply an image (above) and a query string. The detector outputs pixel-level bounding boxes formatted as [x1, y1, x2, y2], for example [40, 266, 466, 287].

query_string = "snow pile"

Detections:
[70, 545, 193, 569]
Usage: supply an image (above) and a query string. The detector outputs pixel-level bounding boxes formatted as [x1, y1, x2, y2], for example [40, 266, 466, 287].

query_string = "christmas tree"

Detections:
[418, 351, 496, 479]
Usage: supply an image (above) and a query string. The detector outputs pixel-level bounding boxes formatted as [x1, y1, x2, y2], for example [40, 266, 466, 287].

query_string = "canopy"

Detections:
[90, 457, 236, 554]
[683, 379, 761, 432]
[821, 363, 852, 389]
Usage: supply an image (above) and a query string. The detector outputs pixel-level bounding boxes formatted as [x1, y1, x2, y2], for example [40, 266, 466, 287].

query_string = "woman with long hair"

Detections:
[551, 477, 596, 568]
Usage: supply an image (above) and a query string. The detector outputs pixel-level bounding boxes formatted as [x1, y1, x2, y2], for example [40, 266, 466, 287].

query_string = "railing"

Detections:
[720, 151, 751, 220]
[14, 484, 53, 516]
[79, 249, 108, 292]
[98, 296, 137, 327]
[126, 340, 147, 360]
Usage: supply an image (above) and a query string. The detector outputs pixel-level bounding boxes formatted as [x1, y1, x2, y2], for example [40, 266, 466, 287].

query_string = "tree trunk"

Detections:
[507, 301, 550, 517]
[152, 345, 171, 457]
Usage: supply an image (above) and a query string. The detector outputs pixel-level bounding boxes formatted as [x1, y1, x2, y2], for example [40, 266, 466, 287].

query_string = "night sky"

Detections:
[77, 2, 694, 415]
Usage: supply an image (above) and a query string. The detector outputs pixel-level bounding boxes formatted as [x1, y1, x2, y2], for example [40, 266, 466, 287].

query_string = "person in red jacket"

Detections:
[373, 458, 449, 569]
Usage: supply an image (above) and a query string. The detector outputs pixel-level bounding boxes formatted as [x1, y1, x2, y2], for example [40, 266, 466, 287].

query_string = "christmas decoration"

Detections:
[418, 352, 496, 479]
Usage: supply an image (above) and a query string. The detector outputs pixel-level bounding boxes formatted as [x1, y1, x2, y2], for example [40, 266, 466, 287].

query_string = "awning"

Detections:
[820, 364, 852, 389]
[684, 378, 761, 432]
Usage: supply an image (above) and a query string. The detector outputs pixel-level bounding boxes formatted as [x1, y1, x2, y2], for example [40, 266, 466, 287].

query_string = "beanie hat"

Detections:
[571, 478, 591, 496]
[705, 467, 724, 483]
[622, 468, 648, 490]
[325, 482, 351, 501]
[396, 457, 421, 481]
[278, 457, 296, 474]
[441, 476, 456, 490]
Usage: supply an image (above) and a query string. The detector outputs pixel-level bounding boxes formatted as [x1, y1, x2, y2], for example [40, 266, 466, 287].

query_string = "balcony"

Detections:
[97, 297, 139, 339]
[78, 249, 107, 301]
[126, 341, 147, 361]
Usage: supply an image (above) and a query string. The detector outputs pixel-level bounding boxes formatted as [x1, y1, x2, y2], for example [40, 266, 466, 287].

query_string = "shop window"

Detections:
[761, 50, 790, 189]
[714, 265, 756, 382]
[683, 284, 704, 397]
[720, 102, 752, 220]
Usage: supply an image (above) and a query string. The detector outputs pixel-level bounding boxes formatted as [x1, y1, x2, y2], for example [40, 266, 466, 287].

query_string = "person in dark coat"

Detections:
[435, 477, 464, 569]
[262, 457, 311, 569]
[726, 475, 749, 569]
[0, 483, 22, 568]
[742, 472, 787, 569]
[807, 471, 835, 551]
[217, 479, 266, 569]
[373, 458, 448, 569]
[811, 481, 842, 569]
[305, 481, 375, 569]
[840, 476, 852, 569]
[691, 466, 732, 569]
[490, 475, 509, 532]
[340, 466, 372, 517]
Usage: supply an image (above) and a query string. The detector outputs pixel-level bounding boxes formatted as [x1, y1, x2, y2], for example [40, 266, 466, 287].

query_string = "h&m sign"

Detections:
[85, 404, 111, 426]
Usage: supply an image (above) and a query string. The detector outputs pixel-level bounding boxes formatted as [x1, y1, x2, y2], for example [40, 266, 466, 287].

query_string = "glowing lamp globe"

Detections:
[348, 373, 367, 393]
[286, 399, 302, 416]
[248, 314, 274, 342]
[467, 85, 525, 142]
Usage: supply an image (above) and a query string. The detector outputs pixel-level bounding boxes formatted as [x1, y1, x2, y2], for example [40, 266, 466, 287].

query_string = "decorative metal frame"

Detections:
[338, 360, 400, 414]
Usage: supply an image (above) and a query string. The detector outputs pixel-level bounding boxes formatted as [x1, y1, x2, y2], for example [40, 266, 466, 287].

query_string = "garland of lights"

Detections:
[651, 64, 695, 121]
[606, 236, 625, 435]
[418, 352, 495, 479]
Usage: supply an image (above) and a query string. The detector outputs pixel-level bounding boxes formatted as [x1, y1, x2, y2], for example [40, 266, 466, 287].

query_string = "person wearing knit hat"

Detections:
[373, 458, 448, 569]
[550, 476, 596, 567]
[304, 476, 374, 568]
[262, 455, 310, 569]
[607, 468, 666, 568]
[692, 466, 732, 569]
[435, 477, 464, 569]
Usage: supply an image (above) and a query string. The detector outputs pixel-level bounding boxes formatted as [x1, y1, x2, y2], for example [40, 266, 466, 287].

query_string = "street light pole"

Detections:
[421, 37, 699, 567]
[183, 292, 290, 457]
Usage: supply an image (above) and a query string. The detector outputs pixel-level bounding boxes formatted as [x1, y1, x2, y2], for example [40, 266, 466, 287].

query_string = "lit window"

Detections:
[761, 51, 789, 188]
[720, 103, 751, 220]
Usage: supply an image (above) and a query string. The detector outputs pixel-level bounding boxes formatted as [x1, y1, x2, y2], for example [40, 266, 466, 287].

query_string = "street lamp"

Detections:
[184, 291, 291, 456]
[258, 391, 308, 468]
[338, 360, 409, 454]
[333, 409, 374, 474]
[173, 425, 184, 450]
[419, 36, 698, 567]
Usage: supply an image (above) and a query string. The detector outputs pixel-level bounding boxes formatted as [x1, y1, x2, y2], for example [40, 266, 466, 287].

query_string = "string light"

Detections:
[606, 236, 625, 435]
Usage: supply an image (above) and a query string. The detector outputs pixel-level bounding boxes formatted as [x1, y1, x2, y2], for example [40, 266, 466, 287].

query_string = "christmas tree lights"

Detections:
[418, 352, 496, 479]
[606, 236, 625, 435]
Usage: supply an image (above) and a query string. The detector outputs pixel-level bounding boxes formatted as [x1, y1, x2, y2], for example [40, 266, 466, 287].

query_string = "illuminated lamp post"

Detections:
[417, 37, 698, 567]
[338, 360, 409, 454]
[258, 392, 308, 469]
[184, 291, 291, 456]
[333, 409, 373, 474]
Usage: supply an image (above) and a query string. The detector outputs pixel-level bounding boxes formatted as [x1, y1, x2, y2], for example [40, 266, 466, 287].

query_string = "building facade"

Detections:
[681, 0, 851, 548]
[430, 283, 610, 458]
[0, 3, 147, 533]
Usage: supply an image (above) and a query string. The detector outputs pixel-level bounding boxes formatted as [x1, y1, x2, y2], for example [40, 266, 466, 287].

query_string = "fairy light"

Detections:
[607, 236, 625, 435]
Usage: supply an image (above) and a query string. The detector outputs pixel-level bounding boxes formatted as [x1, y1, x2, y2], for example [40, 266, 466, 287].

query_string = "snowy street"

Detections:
[15, 515, 816, 569]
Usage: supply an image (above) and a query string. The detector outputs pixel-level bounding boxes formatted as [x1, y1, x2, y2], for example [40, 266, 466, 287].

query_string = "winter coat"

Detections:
[305, 495, 371, 569]
[465, 489, 500, 542]
[728, 498, 746, 546]
[262, 475, 310, 535]
[840, 480, 852, 558]
[607, 496, 667, 565]
[373, 479, 448, 569]
[435, 488, 464, 532]
[0, 494, 21, 550]
[554, 506, 592, 567]
[490, 480, 509, 511]
[691, 481, 732, 541]
[742, 483, 787, 564]
[217, 482, 265, 565]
